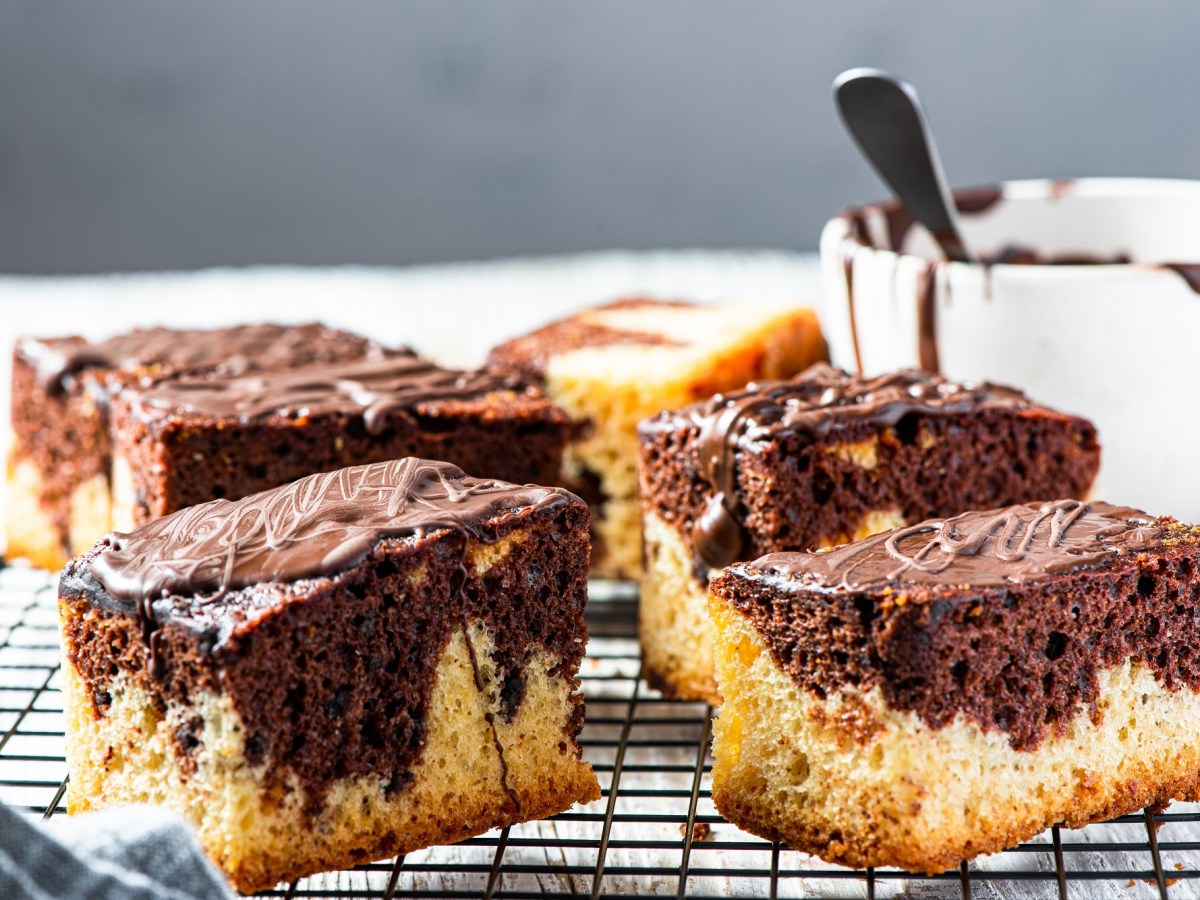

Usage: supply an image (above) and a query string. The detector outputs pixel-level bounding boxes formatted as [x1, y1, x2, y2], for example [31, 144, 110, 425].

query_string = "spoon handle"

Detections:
[833, 68, 972, 263]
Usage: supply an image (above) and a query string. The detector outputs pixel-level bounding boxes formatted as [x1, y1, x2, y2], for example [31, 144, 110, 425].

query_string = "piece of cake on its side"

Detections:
[710, 500, 1200, 873]
[107, 354, 570, 531]
[487, 297, 828, 580]
[8, 323, 385, 570]
[637, 364, 1101, 702]
[59, 458, 600, 893]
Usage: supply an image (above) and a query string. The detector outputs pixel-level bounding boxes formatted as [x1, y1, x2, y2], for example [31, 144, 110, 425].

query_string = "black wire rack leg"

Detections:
[381, 854, 407, 900]
[482, 826, 511, 900]
[1051, 825, 1067, 900]
[1144, 807, 1169, 899]
[42, 775, 68, 821]
[674, 707, 712, 900]
[959, 860, 971, 900]
[588, 676, 641, 900]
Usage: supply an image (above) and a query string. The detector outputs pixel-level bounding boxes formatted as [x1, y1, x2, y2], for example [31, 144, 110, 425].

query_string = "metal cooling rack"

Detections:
[3, 565, 1200, 898]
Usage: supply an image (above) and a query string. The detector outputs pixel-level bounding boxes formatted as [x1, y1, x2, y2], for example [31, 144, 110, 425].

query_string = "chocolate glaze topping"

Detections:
[1160, 263, 1200, 294]
[642, 363, 1032, 569]
[91, 458, 573, 606]
[915, 263, 940, 372]
[24, 322, 385, 394]
[750, 500, 1164, 592]
[130, 356, 531, 436]
[837, 181, 1148, 372]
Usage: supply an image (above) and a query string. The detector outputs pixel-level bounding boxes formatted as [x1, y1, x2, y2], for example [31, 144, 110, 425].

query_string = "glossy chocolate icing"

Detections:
[129, 355, 530, 435]
[25, 322, 384, 394]
[91, 458, 573, 605]
[749, 499, 1164, 592]
[645, 363, 1033, 569]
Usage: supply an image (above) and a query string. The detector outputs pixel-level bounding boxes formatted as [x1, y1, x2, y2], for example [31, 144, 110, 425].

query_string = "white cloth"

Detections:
[0, 801, 234, 900]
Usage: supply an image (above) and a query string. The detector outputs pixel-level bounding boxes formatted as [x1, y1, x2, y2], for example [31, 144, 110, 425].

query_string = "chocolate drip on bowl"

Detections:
[1160, 263, 1200, 294]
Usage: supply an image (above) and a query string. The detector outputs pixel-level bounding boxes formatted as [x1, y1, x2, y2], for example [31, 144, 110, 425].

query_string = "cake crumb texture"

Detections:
[63, 612, 597, 893]
[709, 592, 1200, 873]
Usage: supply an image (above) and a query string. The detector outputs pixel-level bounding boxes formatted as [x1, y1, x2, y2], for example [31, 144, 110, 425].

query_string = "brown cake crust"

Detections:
[8, 323, 385, 568]
[108, 358, 571, 528]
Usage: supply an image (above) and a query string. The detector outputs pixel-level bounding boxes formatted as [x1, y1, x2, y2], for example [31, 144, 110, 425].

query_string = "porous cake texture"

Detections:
[8, 323, 384, 569]
[107, 353, 570, 531]
[710, 500, 1200, 872]
[637, 364, 1100, 702]
[59, 459, 600, 892]
[488, 297, 828, 580]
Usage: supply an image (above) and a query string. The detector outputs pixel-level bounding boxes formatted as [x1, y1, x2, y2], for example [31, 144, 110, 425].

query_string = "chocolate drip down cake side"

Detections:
[637, 364, 1101, 702]
[8, 323, 385, 570]
[58, 459, 599, 892]
[709, 500, 1200, 873]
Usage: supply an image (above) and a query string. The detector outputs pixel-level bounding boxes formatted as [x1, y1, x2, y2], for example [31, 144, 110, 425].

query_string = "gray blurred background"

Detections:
[1, 0, 1196, 274]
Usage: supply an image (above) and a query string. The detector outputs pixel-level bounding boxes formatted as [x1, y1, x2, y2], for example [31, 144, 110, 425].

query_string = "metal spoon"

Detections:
[833, 68, 972, 263]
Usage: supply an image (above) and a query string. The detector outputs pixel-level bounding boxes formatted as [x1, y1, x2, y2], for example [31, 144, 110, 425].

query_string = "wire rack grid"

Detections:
[3, 565, 1200, 899]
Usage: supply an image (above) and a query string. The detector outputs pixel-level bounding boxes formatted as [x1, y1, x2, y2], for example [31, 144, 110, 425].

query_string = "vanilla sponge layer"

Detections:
[640, 509, 904, 703]
[544, 302, 825, 581]
[710, 595, 1200, 874]
[63, 620, 599, 893]
[6, 458, 110, 571]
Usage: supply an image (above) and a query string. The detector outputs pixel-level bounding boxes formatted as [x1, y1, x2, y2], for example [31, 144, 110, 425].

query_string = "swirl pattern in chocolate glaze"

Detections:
[749, 499, 1165, 592]
[646, 363, 1034, 569]
[25, 322, 386, 394]
[91, 458, 574, 603]
[130, 355, 534, 435]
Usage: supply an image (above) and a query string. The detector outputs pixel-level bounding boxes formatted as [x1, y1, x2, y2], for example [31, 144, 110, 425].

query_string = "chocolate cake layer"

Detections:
[639, 364, 1101, 572]
[60, 459, 589, 809]
[716, 500, 1200, 750]
[109, 355, 571, 527]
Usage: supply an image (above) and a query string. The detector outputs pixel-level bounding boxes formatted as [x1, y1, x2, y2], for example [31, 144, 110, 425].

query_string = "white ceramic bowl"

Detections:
[820, 177, 1200, 519]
